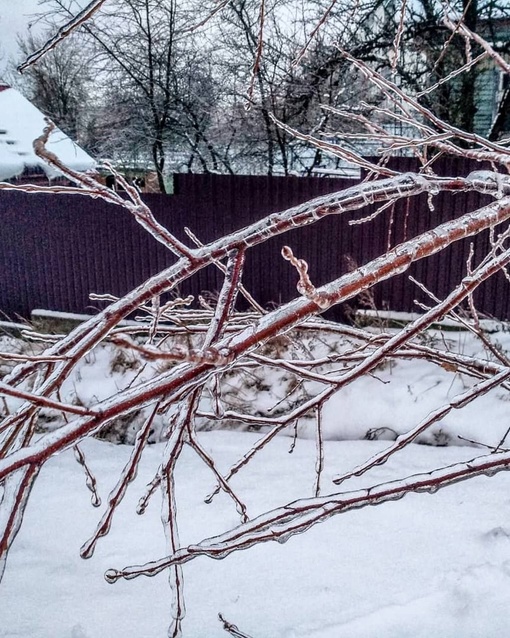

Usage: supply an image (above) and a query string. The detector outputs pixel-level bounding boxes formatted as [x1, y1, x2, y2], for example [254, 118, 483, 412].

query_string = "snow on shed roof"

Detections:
[0, 83, 96, 181]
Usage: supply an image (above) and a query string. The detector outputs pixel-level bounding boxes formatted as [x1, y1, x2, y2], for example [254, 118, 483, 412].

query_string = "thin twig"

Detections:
[314, 404, 324, 497]
[219, 613, 255, 638]
[80, 404, 160, 558]
[73, 445, 101, 508]
[246, 0, 265, 106]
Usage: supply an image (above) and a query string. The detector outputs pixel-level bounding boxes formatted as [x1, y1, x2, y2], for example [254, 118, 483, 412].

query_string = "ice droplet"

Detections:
[104, 569, 120, 584]
[79, 539, 95, 560]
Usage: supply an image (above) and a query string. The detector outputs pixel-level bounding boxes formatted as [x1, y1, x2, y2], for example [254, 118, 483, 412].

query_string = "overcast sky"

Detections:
[0, 0, 43, 75]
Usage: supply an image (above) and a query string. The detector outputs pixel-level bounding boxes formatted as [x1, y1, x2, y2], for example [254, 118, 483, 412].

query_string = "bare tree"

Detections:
[210, 0, 358, 175]
[14, 31, 95, 148]
[4, 2, 510, 637]
[284, 0, 510, 145]
[37, 0, 196, 191]
[29, 0, 510, 176]
[377, 0, 510, 136]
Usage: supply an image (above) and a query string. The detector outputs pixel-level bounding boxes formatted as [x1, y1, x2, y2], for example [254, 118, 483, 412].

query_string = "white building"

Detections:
[0, 83, 96, 182]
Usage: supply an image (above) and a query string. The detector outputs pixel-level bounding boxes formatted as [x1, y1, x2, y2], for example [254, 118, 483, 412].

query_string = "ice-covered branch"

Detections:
[18, 0, 109, 72]
[333, 368, 510, 486]
[3, 193, 510, 481]
[30, 123, 193, 259]
[5, 6, 510, 635]
[104, 446, 510, 582]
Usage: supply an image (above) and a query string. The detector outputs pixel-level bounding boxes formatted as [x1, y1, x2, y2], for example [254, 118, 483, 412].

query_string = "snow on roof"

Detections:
[0, 83, 96, 181]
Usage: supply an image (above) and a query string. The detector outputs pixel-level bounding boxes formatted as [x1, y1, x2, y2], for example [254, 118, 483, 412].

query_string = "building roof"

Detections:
[0, 83, 96, 181]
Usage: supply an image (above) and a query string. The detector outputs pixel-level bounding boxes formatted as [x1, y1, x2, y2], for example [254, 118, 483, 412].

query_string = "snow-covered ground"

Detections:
[2, 323, 510, 636]
[2, 433, 510, 637]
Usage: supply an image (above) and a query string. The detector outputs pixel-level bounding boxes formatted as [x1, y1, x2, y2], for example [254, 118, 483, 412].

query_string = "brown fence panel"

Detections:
[0, 164, 509, 324]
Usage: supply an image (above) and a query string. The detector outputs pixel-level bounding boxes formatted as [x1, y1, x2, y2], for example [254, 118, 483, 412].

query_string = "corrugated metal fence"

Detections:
[0, 157, 508, 323]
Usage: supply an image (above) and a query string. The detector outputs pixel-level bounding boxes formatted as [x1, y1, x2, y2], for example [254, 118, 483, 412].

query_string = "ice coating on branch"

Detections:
[18, 0, 108, 73]
[3, 192, 510, 494]
[73, 445, 101, 508]
[467, 170, 499, 181]
[0, 469, 37, 581]
[104, 447, 510, 584]
[467, 171, 510, 198]
[333, 368, 510, 486]
[4, 166, 510, 628]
